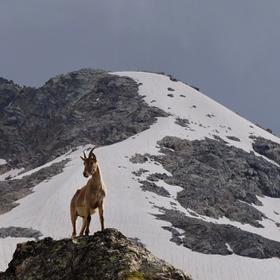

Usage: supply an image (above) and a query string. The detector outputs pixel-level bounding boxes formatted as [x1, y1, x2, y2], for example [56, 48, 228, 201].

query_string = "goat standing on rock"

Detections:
[70, 147, 106, 238]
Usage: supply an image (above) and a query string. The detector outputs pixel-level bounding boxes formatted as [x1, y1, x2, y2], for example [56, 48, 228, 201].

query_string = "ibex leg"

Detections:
[85, 215, 91, 236]
[98, 203, 105, 231]
[70, 208, 77, 238]
[79, 217, 87, 236]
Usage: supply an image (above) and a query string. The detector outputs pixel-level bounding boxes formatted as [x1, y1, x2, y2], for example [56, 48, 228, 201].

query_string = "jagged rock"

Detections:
[138, 180, 170, 197]
[156, 208, 280, 259]
[226, 136, 240, 142]
[153, 136, 280, 226]
[0, 227, 42, 240]
[133, 136, 280, 228]
[127, 136, 280, 257]
[0, 228, 191, 280]
[132, 168, 149, 177]
[252, 137, 280, 165]
[175, 118, 190, 128]
[130, 153, 150, 164]
[0, 69, 167, 171]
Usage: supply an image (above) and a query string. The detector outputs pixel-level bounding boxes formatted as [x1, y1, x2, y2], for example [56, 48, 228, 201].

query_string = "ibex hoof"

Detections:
[72, 238, 79, 244]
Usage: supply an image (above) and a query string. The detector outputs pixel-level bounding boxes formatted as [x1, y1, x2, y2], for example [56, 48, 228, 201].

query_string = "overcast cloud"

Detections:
[0, 0, 279, 134]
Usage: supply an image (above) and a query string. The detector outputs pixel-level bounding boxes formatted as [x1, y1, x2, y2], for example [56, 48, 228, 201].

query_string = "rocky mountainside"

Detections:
[0, 228, 191, 280]
[0, 69, 166, 214]
[1, 69, 280, 280]
[0, 69, 166, 171]
[131, 136, 280, 258]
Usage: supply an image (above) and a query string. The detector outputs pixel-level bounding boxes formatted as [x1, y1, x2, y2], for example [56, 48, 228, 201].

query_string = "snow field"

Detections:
[1, 72, 280, 279]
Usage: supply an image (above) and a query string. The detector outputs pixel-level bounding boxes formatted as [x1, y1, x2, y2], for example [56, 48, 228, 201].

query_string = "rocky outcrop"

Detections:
[130, 136, 280, 258]
[0, 227, 42, 240]
[0, 228, 191, 280]
[156, 208, 280, 259]
[0, 69, 167, 171]
[151, 136, 280, 227]
[252, 137, 280, 165]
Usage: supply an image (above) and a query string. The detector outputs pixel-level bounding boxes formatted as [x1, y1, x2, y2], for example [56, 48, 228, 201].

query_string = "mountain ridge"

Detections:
[1, 69, 280, 280]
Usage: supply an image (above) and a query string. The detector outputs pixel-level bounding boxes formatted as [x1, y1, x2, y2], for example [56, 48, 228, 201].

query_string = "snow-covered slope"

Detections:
[1, 71, 280, 280]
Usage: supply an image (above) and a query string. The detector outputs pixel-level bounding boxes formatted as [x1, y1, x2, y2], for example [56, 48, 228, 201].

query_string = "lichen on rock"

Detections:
[0, 228, 191, 280]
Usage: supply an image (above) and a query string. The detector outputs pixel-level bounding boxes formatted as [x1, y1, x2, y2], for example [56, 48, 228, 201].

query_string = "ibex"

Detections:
[70, 147, 106, 238]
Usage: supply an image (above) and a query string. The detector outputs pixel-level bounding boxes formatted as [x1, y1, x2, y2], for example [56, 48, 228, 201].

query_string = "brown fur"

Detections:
[70, 147, 106, 237]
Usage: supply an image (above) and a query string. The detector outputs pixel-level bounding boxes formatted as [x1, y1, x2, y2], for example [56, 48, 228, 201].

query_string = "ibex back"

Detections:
[70, 147, 106, 237]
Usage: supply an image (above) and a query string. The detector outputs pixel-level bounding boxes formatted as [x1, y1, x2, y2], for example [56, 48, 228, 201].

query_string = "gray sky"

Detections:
[1, 0, 280, 135]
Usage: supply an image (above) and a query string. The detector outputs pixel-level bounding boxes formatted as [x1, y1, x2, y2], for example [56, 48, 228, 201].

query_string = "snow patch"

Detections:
[0, 168, 25, 181]
[113, 71, 280, 155]
[0, 159, 7, 165]
[225, 243, 234, 253]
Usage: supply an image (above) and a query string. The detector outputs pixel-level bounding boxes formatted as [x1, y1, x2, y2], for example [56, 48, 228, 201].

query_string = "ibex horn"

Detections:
[88, 146, 96, 158]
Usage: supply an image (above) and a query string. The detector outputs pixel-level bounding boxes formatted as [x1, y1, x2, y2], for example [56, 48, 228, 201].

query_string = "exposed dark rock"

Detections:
[146, 173, 169, 182]
[134, 173, 171, 197]
[130, 136, 280, 259]
[0, 227, 42, 241]
[130, 153, 150, 164]
[206, 113, 215, 118]
[190, 85, 200, 91]
[0, 159, 69, 214]
[167, 87, 175, 91]
[156, 208, 280, 259]
[167, 93, 174, 98]
[167, 74, 178, 82]
[139, 136, 280, 227]
[212, 135, 228, 143]
[138, 180, 170, 197]
[0, 69, 167, 171]
[0, 228, 191, 280]
[0, 69, 168, 216]
[252, 137, 280, 165]
[175, 118, 190, 128]
[128, 237, 146, 248]
[132, 168, 149, 177]
[226, 136, 241, 142]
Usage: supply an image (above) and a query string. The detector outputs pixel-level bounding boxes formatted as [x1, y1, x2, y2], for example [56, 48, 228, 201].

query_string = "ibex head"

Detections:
[80, 147, 98, 178]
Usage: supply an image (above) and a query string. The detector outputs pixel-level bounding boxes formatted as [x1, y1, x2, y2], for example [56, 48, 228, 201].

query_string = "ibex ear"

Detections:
[80, 156, 85, 161]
